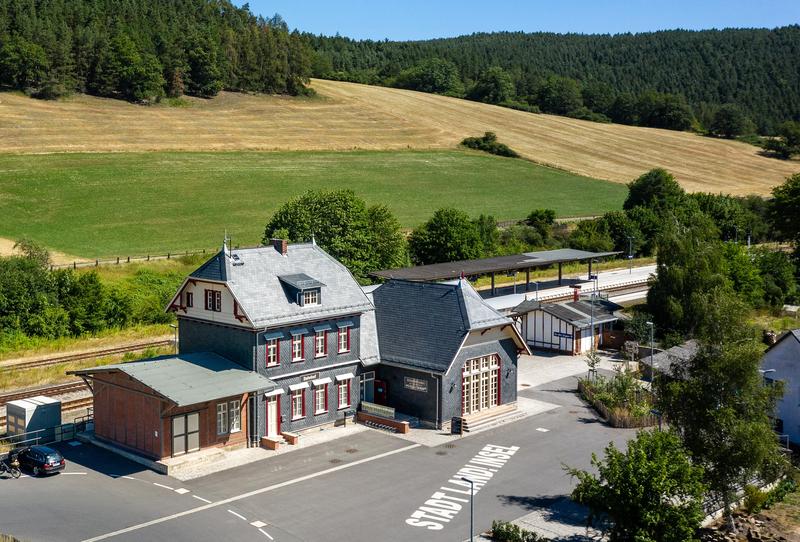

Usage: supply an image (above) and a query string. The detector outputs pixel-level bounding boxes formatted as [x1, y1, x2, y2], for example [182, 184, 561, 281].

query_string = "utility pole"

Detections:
[627, 236, 635, 274]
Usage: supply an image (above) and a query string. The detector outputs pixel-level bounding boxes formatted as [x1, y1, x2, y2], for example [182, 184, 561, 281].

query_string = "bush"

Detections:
[763, 478, 798, 509]
[461, 132, 520, 158]
[491, 521, 549, 542]
[743, 484, 768, 514]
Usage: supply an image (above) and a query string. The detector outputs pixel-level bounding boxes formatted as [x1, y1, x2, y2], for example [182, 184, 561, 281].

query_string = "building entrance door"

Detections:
[266, 396, 279, 438]
[461, 355, 500, 416]
[171, 412, 200, 457]
[360, 371, 375, 403]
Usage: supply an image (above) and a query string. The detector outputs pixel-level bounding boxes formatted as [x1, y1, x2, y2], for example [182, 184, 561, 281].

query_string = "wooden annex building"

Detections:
[70, 353, 276, 459]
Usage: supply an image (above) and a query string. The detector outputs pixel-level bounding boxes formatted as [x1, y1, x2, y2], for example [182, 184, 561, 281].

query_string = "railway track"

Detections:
[0, 381, 89, 407]
[0, 339, 173, 372]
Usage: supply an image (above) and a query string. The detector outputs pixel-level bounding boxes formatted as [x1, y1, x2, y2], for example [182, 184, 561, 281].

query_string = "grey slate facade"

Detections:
[169, 241, 376, 439]
[371, 279, 526, 428]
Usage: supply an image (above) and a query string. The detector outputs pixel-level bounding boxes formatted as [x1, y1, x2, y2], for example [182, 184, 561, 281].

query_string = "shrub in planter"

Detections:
[491, 520, 549, 542]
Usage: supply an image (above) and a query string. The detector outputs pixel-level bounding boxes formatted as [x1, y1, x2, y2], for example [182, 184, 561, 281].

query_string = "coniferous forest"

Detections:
[307, 27, 800, 134]
[0, 0, 312, 102]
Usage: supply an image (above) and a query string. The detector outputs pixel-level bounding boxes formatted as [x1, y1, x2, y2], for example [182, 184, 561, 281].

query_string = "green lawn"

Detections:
[0, 150, 626, 257]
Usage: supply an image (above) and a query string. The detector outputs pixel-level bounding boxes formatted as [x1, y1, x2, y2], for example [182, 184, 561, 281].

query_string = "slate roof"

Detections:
[186, 243, 374, 328]
[513, 298, 622, 328]
[641, 340, 699, 376]
[371, 279, 512, 372]
[372, 248, 620, 281]
[765, 329, 800, 353]
[70, 353, 277, 407]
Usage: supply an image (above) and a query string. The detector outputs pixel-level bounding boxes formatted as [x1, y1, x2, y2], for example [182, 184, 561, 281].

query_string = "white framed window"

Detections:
[185, 292, 193, 308]
[291, 389, 305, 420]
[461, 354, 500, 415]
[314, 385, 327, 414]
[338, 379, 350, 409]
[338, 327, 350, 353]
[266, 338, 279, 367]
[315, 330, 327, 357]
[229, 400, 241, 433]
[292, 334, 304, 362]
[303, 289, 319, 306]
[205, 289, 221, 312]
[216, 402, 228, 435]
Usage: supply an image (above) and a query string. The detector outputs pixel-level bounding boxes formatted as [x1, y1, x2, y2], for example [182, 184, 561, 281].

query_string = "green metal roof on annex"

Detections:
[70, 352, 277, 407]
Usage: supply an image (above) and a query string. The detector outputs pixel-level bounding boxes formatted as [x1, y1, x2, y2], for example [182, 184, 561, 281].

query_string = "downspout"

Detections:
[431, 372, 439, 430]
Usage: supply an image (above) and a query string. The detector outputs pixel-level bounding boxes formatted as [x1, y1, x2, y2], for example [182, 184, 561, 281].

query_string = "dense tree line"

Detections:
[0, 0, 312, 102]
[308, 27, 800, 133]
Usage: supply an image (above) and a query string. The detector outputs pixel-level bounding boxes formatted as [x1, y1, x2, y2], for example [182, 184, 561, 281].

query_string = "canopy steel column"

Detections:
[491, 272, 496, 295]
[588, 259, 593, 280]
[525, 268, 530, 292]
[558, 263, 563, 285]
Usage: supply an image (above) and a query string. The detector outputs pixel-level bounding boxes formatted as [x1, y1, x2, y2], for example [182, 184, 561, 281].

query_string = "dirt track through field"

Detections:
[1, 80, 797, 195]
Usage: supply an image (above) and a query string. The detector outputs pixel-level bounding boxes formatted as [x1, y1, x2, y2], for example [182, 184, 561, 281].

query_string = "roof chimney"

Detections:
[272, 238, 288, 256]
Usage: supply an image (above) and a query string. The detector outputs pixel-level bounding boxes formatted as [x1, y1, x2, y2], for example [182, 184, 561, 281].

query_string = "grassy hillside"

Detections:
[1, 80, 796, 195]
[0, 150, 625, 258]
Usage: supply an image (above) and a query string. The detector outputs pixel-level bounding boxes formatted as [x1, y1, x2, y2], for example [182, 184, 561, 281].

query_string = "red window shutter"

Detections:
[277, 395, 281, 434]
[325, 384, 329, 411]
[346, 327, 351, 351]
[346, 379, 351, 405]
[324, 332, 328, 355]
[301, 335, 305, 359]
[277, 339, 280, 363]
[301, 390, 306, 417]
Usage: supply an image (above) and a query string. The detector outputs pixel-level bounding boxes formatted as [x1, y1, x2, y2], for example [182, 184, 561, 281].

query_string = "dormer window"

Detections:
[278, 273, 325, 307]
[303, 289, 320, 306]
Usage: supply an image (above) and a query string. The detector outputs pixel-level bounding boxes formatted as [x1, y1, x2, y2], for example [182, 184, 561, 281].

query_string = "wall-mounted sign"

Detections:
[404, 376, 428, 393]
[301, 373, 319, 382]
[554, 331, 572, 339]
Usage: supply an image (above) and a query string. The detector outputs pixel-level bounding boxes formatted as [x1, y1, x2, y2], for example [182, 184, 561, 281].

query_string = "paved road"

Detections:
[0, 374, 633, 542]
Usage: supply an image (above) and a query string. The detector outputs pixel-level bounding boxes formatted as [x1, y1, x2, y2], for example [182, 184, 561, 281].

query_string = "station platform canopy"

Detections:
[372, 249, 620, 283]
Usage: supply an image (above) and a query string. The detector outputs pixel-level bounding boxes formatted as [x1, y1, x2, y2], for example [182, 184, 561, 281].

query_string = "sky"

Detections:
[240, 0, 800, 41]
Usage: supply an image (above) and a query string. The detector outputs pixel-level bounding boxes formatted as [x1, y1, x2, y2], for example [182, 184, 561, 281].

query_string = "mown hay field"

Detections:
[1, 79, 797, 195]
[0, 150, 625, 258]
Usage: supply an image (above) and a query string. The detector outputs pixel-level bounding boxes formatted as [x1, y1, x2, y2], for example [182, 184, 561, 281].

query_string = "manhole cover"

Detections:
[345, 448, 358, 454]
[329, 458, 343, 464]
[521, 383, 531, 387]
[444, 443, 456, 449]
[436, 450, 447, 456]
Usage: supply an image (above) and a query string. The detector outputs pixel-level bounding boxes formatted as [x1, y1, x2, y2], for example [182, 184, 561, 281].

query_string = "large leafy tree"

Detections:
[262, 190, 407, 280]
[567, 430, 706, 542]
[655, 302, 785, 523]
[408, 208, 483, 265]
[770, 173, 800, 246]
[469, 66, 515, 104]
[0, 36, 48, 88]
[623, 168, 686, 212]
[709, 103, 751, 138]
[646, 217, 727, 336]
[395, 58, 464, 96]
[535, 75, 583, 115]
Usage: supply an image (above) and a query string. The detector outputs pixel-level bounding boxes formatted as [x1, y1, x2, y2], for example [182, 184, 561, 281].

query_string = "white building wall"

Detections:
[180, 280, 250, 326]
[525, 310, 574, 354]
[762, 335, 800, 445]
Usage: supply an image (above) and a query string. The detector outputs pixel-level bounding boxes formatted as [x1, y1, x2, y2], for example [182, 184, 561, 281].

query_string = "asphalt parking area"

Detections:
[0, 374, 634, 542]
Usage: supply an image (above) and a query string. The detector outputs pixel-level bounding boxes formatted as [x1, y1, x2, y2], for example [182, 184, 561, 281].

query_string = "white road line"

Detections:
[81, 443, 421, 542]
[258, 528, 274, 540]
[121, 476, 137, 480]
[61, 472, 88, 475]
[228, 510, 247, 521]
[250, 521, 267, 528]
[174, 488, 190, 495]
[536, 427, 550, 432]
[192, 495, 212, 504]
[153, 482, 174, 490]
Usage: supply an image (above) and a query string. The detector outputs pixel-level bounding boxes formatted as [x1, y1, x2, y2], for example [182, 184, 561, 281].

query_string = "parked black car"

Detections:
[17, 446, 65, 476]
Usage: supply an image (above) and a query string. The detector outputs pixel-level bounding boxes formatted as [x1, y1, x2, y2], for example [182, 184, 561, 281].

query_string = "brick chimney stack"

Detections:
[272, 238, 288, 256]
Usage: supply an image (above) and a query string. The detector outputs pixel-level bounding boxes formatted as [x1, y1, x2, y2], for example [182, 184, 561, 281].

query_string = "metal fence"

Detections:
[1, 409, 92, 454]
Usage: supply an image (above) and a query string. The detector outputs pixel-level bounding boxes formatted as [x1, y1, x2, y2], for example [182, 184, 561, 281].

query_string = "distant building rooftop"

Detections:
[372, 249, 620, 282]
